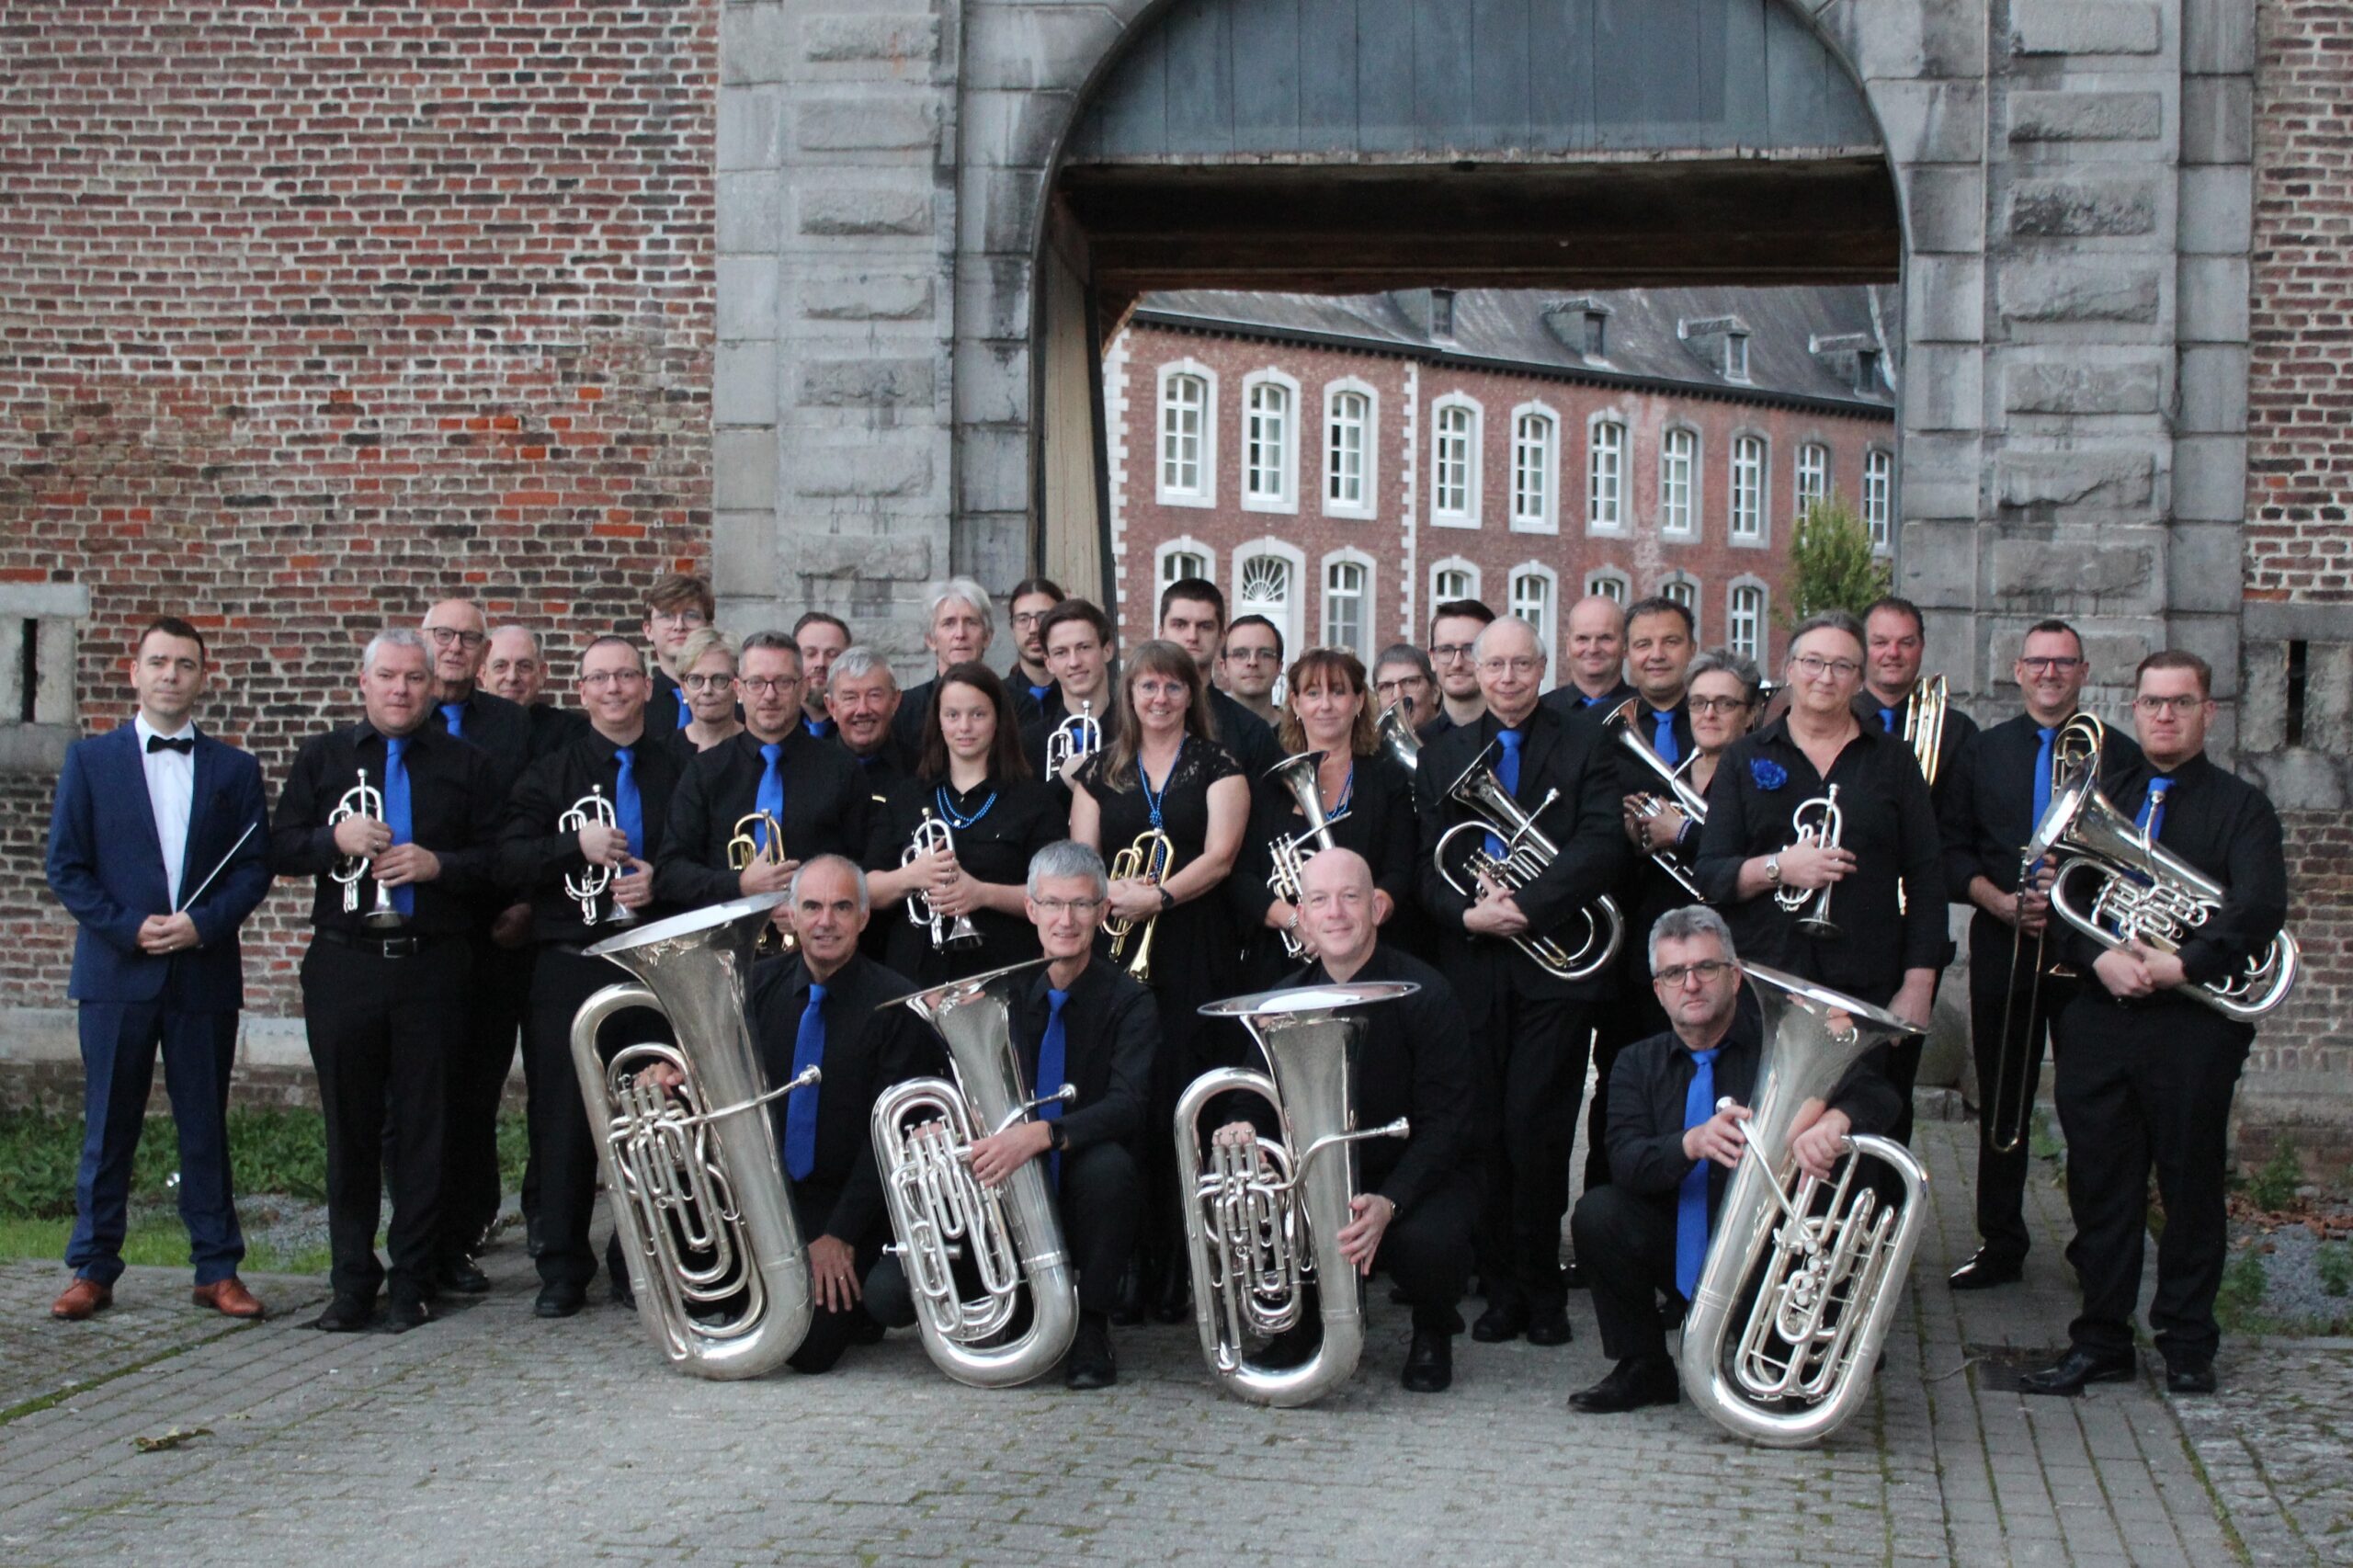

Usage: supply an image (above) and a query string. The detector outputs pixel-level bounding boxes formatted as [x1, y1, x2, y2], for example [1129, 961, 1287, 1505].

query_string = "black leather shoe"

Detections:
[385, 1293, 432, 1334]
[1525, 1306, 1574, 1346]
[534, 1283, 585, 1319]
[1065, 1315, 1117, 1390]
[1388, 1285, 1412, 1305]
[1561, 1256, 1586, 1291]
[2018, 1346, 2135, 1397]
[1948, 1250, 2025, 1291]
[1152, 1267, 1192, 1324]
[1569, 1358, 1681, 1414]
[608, 1272, 636, 1309]
[1109, 1263, 1146, 1327]
[2165, 1358, 2217, 1395]
[1472, 1302, 1529, 1343]
[438, 1257, 492, 1296]
[312, 1295, 375, 1333]
[1401, 1330, 1453, 1392]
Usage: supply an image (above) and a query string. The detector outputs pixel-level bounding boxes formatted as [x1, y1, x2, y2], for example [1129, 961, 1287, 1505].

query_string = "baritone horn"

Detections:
[1602, 698, 1706, 900]
[1103, 828, 1175, 982]
[1680, 962, 1929, 1447]
[560, 785, 635, 926]
[1176, 982, 1415, 1407]
[1045, 699, 1101, 778]
[571, 893, 820, 1380]
[1431, 740, 1622, 982]
[1773, 783, 1845, 938]
[871, 958, 1079, 1387]
[902, 807, 982, 951]
[726, 810, 793, 955]
[1264, 750, 1351, 960]
[327, 767, 404, 929]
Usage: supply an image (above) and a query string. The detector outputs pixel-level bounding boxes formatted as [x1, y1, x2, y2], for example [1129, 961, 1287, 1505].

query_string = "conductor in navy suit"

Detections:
[43, 617, 273, 1323]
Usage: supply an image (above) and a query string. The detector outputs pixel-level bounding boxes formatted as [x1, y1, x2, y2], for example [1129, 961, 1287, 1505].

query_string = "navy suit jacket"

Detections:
[45, 725, 272, 1010]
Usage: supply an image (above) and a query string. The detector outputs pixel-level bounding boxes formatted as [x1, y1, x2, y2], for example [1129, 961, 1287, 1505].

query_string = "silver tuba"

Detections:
[1264, 750, 1352, 960]
[1773, 782, 1844, 938]
[571, 893, 820, 1380]
[1175, 982, 1415, 1406]
[1431, 740, 1623, 981]
[1681, 962, 1930, 1447]
[2029, 751, 2299, 1021]
[1602, 697, 1707, 900]
[1045, 699, 1101, 778]
[327, 767, 404, 928]
[902, 807, 982, 951]
[1375, 699, 1422, 774]
[871, 957, 1079, 1387]
[559, 785, 635, 926]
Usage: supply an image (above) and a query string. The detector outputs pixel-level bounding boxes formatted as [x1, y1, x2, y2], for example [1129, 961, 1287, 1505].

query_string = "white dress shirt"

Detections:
[133, 711, 197, 909]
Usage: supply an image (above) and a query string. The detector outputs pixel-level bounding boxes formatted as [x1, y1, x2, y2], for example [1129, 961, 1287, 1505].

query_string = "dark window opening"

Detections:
[1429, 289, 1455, 339]
[2286, 640, 2308, 747]
[17, 620, 36, 724]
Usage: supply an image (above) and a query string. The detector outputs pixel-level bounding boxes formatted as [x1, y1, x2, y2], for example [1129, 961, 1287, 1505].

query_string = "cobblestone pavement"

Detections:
[0, 1122, 2343, 1567]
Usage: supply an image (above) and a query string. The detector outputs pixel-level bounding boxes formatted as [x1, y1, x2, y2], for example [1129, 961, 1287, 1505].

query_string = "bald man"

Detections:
[485, 624, 585, 761]
[1540, 596, 1634, 722]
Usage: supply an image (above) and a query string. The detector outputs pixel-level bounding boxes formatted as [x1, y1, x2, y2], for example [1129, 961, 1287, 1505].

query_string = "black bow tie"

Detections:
[146, 734, 194, 755]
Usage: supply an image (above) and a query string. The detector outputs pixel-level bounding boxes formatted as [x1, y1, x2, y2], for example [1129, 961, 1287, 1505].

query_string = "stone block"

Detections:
[790, 532, 936, 582]
[961, 86, 1071, 172]
[963, 164, 1052, 258]
[1873, 80, 1986, 165]
[2011, 2, 2162, 56]
[712, 428, 777, 511]
[1990, 537, 2155, 598]
[953, 338, 1029, 426]
[714, 342, 778, 426]
[1995, 449, 2157, 511]
[1893, 517, 1978, 607]
[795, 97, 941, 153]
[2166, 522, 2245, 614]
[712, 509, 780, 598]
[2007, 91, 2164, 142]
[792, 442, 936, 498]
[2001, 259, 2162, 323]
[802, 13, 941, 68]
[1906, 255, 1984, 343]
[2178, 166, 2252, 254]
[2165, 612, 2242, 698]
[964, 6, 1129, 92]
[2177, 347, 2248, 433]
[715, 256, 777, 340]
[1850, 0, 1985, 80]
[2008, 176, 2158, 237]
[2182, 0, 2257, 74]
[1903, 166, 1985, 254]
[958, 426, 1031, 515]
[2002, 358, 2165, 415]
[796, 357, 937, 410]
[799, 186, 934, 238]
[801, 272, 937, 323]
[1904, 345, 1984, 431]
[2180, 75, 2254, 165]
[1895, 430, 1985, 520]
[2177, 256, 2250, 343]
[719, 2, 789, 85]
[2172, 434, 2247, 521]
[716, 171, 780, 254]
[716, 88, 781, 173]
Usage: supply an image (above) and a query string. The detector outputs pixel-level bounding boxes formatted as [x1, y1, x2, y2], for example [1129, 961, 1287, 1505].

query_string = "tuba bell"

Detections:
[1175, 981, 1415, 1407]
[1680, 962, 1930, 1447]
[870, 957, 1079, 1387]
[1375, 699, 1422, 774]
[570, 893, 820, 1380]
[1264, 750, 1352, 960]
[1602, 697, 1707, 900]
[1431, 740, 1622, 982]
[327, 767, 404, 929]
[559, 785, 635, 926]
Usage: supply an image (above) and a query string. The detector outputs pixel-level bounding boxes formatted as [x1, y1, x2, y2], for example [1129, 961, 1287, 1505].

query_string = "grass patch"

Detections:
[2320, 1241, 2353, 1300]
[2214, 1251, 2269, 1335]
[0, 1215, 333, 1276]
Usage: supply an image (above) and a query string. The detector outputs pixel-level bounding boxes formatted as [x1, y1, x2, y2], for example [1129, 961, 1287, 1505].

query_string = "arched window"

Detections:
[1661, 574, 1700, 636]
[1511, 405, 1558, 531]
[1233, 543, 1304, 656]
[1157, 543, 1210, 591]
[1587, 418, 1626, 532]
[1242, 371, 1298, 511]
[1728, 582, 1768, 661]
[1430, 559, 1480, 607]
[1585, 569, 1630, 606]
[1795, 442, 1831, 514]
[1156, 363, 1215, 505]
[1863, 448, 1893, 551]
[1660, 426, 1698, 537]
[1324, 382, 1376, 517]
[1322, 553, 1374, 660]
[1509, 565, 1559, 669]
[1730, 435, 1767, 543]
[1431, 396, 1482, 526]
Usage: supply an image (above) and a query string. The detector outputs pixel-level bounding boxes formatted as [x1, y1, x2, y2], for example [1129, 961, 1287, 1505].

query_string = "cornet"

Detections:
[1773, 783, 1844, 938]
[1602, 698, 1706, 900]
[902, 807, 982, 951]
[327, 767, 404, 929]
[1430, 741, 1621, 982]
[559, 785, 635, 926]
[1045, 699, 1100, 778]
[1264, 750, 1351, 960]
[727, 811, 793, 956]
[1103, 828, 1176, 983]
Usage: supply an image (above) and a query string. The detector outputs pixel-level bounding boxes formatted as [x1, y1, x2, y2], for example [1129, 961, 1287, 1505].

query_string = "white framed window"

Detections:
[1509, 403, 1559, 532]
[1155, 360, 1216, 506]
[1863, 448, 1893, 551]
[1509, 564, 1560, 670]
[1724, 333, 1750, 383]
[1585, 569, 1630, 606]
[1429, 558, 1481, 608]
[1730, 434, 1767, 544]
[1321, 551, 1375, 661]
[1232, 538, 1306, 658]
[1430, 394, 1482, 527]
[1660, 574, 1700, 635]
[1796, 441, 1831, 514]
[1241, 369, 1300, 512]
[1728, 580, 1768, 662]
[1322, 380, 1377, 518]
[1586, 417, 1626, 533]
[1660, 426, 1698, 537]
[1156, 538, 1213, 595]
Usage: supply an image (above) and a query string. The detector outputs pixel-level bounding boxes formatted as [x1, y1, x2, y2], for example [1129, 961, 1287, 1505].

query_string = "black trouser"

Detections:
[1470, 982, 1591, 1314]
[440, 937, 533, 1262]
[1584, 985, 1666, 1191]
[1569, 1182, 1679, 1365]
[301, 933, 468, 1304]
[2055, 991, 2251, 1365]
[528, 947, 671, 1292]
[785, 1181, 888, 1375]
[1966, 915, 2075, 1264]
[1380, 1175, 1478, 1334]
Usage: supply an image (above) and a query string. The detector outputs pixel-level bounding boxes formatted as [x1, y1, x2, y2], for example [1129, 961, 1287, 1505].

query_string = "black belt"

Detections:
[313, 926, 440, 959]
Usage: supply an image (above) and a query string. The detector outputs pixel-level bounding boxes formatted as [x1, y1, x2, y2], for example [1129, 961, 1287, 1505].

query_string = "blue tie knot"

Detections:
[2038, 726, 2057, 744]
[385, 734, 406, 762]
[1048, 987, 1070, 1012]
[1498, 728, 1522, 753]
[807, 981, 827, 1005]
[615, 744, 634, 769]
[1879, 706, 1898, 733]
[439, 701, 464, 731]
[761, 742, 782, 765]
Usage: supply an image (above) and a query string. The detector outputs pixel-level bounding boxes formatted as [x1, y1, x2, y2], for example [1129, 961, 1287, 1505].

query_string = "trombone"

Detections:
[1773, 783, 1844, 939]
[1902, 674, 1949, 788]
[1988, 714, 2102, 1153]
[327, 767, 404, 929]
[727, 811, 793, 955]
[560, 785, 636, 926]
[1103, 828, 1176, 982]
[902, 807, 981, 951]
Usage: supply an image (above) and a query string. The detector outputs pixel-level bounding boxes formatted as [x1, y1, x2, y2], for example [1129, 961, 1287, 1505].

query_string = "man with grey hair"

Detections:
[270, 628, 505, 1333]
[484, 624, 585, 760]
[826, 644, 912, 798]
[1566, 905, 1900, 1414]
[892, 576, 1044, 755]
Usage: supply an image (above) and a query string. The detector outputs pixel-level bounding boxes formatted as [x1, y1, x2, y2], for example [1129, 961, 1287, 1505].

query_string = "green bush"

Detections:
[2319, 1242, 2353, 1300]
[1782, 497, 1893, 624]
[2214, 1250, 2269, 1331]
[2245, 1135, 2302, 1212]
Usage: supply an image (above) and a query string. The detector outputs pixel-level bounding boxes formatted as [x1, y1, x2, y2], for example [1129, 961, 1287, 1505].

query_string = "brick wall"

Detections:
[0, 2, 719, 1017]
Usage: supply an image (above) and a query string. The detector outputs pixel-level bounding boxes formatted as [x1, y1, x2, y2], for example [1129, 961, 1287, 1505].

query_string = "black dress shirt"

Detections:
[1854, 687, 1981, 812]
[1207, 687, 1281, 779]
[1007, 663, 1066, 728]
[838, 733, 915, 808]
[525, 700, 589, 762]
[644, 668, 686, 736]
[497, 728, 686, 944]
[1695, 714, 1944, 1006]
[1292, 944, 1475, 1214]
[1938, 713, 2144, 903]
[746, 951, 939, 1244]
[1234, 749, 1419, 930]
[870, 773, 1064, 983]
[655, 727, 874, 911]
[1008, 958, 1158, 1156]
[1541, 677, 1637, 726]
[270, 721, 504, 936]
[893, 675, 1044, 758]
[426, 687, 536, 800]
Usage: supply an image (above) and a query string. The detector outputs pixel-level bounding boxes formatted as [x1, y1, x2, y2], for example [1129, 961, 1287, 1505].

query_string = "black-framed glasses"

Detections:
[424, 626, 486, 649]
[680, 672, 735, 690]
[1653, 959, 1735, 988]
[740, 676, 800, 695]
[2134, 694, 2204, 715]
[2018, 656, 2084, 675]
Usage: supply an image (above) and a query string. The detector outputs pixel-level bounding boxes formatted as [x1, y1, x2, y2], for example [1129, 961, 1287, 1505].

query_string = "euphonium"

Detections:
[2028, 747, 2299, 1022]
[1773, 783, 1845, 938]
[571, 893, 820, 1380]
[1045, 699, 1101, 778]
[1103, 827, 1175, 982]
[726, 810, 792, 955]
[871, 957, 1079, 1387]
[1431, 741, 1622, 982]
[1680, 961, 1930, 1447]
[902, 807, 982, 951]
[1175, 981, 1415, 1407]
[1375, 699, 1422, 774]
[327, 767, 404, 929]
[1901, 674, 1949, 787]
[559, 785, 635, 926]
[1264, 750, 1352, 960]
[1602, 697, 1707, 900]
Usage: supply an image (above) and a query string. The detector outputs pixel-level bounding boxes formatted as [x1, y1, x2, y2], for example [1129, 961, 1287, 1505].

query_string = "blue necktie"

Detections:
[1675, 1046, 1724, 1299]
[382, 735, 416, 917]
[675, 688, 692, 730]
[613, 745, 644, 859]
[2031, 725, 2057, 832]
[438, 700, 464, 740]
[1878, 706, 1898, 734]
[1484, 729, 1524, 860]
[1029, 682, 1053, 709]
[1651, 710, 1680, 767]
[803, 715, 833, 740]
[756, 741, 785, 857]
[2138, 777, 2171, 841]
[784, 982, 826, 1182]
[1038, 987, 1071, 1187]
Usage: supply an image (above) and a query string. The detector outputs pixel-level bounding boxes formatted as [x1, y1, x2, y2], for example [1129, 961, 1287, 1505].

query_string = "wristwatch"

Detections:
[1158, 886, 1175, 912]
[1764, 854, 1783, 887]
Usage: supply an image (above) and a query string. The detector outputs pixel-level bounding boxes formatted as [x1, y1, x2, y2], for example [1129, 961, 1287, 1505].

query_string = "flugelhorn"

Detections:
[727, 810, 792, 956]
[327, 767, 404, 929]
[1680, 962, 1929, 1447]
[571, 893, 820, 1380]
[560, 785, 635, 926]
[902, 807, 982, 951]
[1175, 981, 1415, 1406]
[1902, 674, 1949, 788]
[1375, 699, 1421, 774]
[1773, 783, 1844, 938]
[1431, 740, 1621, 982]
[1264, 750, 1351, 960]
[1103, 827, 1175, 982]
[2028, 747, 2299, 1022]
[1602, 698, 1706, 900]
[871, 957, 1079, 1387]
[1045, 699, 1100, 778]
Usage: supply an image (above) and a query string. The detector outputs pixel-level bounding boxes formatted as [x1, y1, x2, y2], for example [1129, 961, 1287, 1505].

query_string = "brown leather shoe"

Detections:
[51, 1278, 112, 1321]
[191, 1277, 266, 1319]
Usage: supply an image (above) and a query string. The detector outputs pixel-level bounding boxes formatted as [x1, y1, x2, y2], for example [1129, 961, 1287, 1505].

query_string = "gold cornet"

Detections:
[726, 811, 793, 955]
[1104, 827, 1176, 982]
[327, 767, 404, 929]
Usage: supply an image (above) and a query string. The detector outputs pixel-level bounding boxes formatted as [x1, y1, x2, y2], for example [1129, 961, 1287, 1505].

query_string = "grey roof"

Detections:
[1131, 285, 1899, 417]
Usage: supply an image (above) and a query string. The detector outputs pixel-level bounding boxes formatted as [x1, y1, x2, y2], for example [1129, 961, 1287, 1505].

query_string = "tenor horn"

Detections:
[1602, 698, 1707, 900]
[1431, 741, 1622, 981]
[1045, 699, 1101, 778]
[571, 893, 819, 1380]
[1174, 982, 1415, 1407]
[1264, 750, 1351, 960]
[1680, 962, 1930, 1447]
[871, 958, 1079, 1387]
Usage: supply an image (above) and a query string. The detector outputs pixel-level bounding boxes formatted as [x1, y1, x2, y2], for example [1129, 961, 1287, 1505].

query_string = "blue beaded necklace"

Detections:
[1139, 736, 1186, 830]
[933, 780, 998, 832]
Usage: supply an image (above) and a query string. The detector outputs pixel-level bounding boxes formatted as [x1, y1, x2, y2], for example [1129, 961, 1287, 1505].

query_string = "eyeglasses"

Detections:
[1033, 897, 1105, 917]
[1012, 610, 1052, 629]
[649, 610, 708, 629]
[1374, 677, 1427, 696]
[1790, 654, 1861, 681]
[580, 669, 646, 688]
[680, 672, 734, 690]
[2134, 694, 2205, 715]
[1688, 695, 1752, 715]
[1429, 642, 1477, 664]
[2018, 656, 2085, 675]
[1653, 959, 1735, 988]
[1479, 656, 1542, 677]
[424, 626, 485, 649]
[739, 676, 801, 695]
